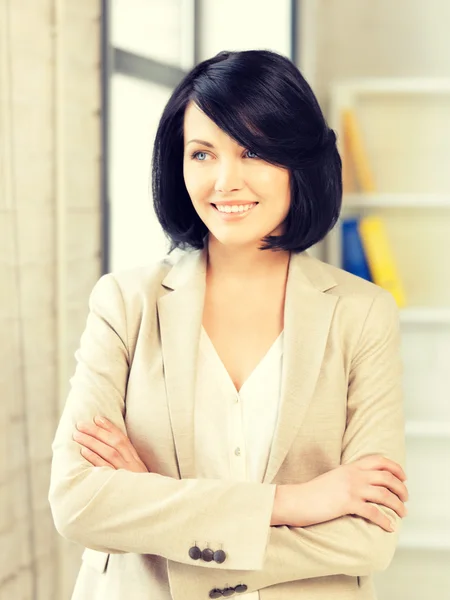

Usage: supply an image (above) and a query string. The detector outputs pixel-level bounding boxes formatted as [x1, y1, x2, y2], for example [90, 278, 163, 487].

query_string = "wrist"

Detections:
[271, 482, 318, 528]
[270, 484, 295, 526]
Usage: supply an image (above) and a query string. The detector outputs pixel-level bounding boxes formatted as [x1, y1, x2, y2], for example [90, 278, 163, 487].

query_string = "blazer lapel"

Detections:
[262, 251, 339, 484]
[157, 246, 339, 484]
[157, 248, 207, 480]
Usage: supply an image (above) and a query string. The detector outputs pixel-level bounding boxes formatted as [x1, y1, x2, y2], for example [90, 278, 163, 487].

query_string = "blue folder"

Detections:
[341, 217, 372, 282]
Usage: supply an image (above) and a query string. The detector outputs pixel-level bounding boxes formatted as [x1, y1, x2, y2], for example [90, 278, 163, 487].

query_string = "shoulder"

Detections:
[306, 251, 396, 304]
[301, 252, 400, 332]
[299, 254, 401, 369]
[109, 251, 181, 295]
[87, 249, 186, 316]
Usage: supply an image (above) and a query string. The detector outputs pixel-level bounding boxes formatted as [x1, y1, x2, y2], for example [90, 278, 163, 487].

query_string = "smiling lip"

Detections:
[212, 201, 258, 206]
[212, 202, 258, 220]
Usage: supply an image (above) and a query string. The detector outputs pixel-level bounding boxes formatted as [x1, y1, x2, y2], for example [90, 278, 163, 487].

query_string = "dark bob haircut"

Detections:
[152, 49, 342, 253]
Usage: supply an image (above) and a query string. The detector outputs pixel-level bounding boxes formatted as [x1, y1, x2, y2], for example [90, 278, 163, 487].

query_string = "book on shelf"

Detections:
[341, 216, 407, 308]
[341, 218, 372, 281]
[340, 108, 407, 308]
[342, 108, 376, 193]
[342, 115, 357, 193]
[358, 216, 407, 308]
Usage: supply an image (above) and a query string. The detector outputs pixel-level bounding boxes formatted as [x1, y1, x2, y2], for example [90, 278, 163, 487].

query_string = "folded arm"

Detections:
[48, 273, 277, 571]
[50, 276, 404, 592]
[166, 290, 407, 597]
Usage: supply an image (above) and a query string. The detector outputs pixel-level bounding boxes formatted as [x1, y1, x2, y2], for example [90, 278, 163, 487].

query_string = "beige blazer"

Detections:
[48, 246, 405, 600]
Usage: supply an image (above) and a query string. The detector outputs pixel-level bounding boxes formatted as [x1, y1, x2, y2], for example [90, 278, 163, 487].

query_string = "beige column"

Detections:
[0, 1, 102, 598]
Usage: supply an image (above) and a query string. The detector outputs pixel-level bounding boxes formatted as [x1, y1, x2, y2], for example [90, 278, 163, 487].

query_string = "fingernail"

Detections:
[389, 522, 396, 532]
[95, 416, 106, 425]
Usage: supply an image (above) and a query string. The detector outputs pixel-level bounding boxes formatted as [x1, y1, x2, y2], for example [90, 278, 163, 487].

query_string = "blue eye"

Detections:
[190, 149, 257, 160]
[191, 151, 208, 161]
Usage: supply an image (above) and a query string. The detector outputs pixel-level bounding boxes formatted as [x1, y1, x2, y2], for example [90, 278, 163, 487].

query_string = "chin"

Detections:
[207, 228, 269, 250]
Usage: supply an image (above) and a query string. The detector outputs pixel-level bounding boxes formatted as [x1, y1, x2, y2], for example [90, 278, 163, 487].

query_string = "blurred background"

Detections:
[1, 0, 449, 598]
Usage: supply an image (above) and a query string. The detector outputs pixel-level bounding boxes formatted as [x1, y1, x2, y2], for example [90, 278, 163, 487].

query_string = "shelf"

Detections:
[398, 530, 450, 551]
[329, 81, 450, 565]
[399, 307, 450, 324]
[332, 78, 450, 96]
[405, 422, 450, 438]
[342, 193, 450, 209]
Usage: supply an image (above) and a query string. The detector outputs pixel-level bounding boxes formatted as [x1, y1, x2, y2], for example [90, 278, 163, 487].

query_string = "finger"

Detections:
[378, 457, 407, 482]
[354, 503, 396, 533]
[94, 416, 142, 462]
[80, 446, 114, 469]
[76, 420, 134, 463]
[94, 415, 115, 431]
[370, 470, 409, 502]
[357, 455, 407, 482]
[73, 430, 126, 470]
[364, 484, 407, 518]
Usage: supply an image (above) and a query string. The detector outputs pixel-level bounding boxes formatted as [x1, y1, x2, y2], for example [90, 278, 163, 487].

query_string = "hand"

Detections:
[73, 416, 148, 473]
[274, 455, 408, 532]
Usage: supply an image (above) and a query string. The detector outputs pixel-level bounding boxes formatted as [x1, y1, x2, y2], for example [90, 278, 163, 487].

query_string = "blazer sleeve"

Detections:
[48, 273, 277, 571]
[165, 290, 407, 598]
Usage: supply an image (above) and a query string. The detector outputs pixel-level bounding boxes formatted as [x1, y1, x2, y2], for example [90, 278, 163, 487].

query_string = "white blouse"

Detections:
[194, 326, 284, 600]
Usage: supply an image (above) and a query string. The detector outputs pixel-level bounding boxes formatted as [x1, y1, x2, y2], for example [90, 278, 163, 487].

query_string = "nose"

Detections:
[214, 159, 244, 193]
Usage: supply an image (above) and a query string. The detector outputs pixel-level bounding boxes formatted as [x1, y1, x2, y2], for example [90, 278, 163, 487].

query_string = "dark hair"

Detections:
[152, 49, 342, 253]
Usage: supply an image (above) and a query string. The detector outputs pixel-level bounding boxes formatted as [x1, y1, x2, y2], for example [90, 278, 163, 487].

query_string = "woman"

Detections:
[49, 50, 408, 600]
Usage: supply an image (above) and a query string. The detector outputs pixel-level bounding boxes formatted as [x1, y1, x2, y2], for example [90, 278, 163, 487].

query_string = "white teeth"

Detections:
[215, 203, 256, 214]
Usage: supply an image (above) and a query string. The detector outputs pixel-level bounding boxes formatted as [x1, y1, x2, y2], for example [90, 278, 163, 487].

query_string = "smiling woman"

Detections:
[182, 100, 291, 249]
[152, 49, 342, 254]
[49, 48, 407, 600]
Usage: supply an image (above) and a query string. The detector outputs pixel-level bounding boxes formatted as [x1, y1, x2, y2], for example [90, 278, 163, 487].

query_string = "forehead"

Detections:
[183, 101, 236, 144]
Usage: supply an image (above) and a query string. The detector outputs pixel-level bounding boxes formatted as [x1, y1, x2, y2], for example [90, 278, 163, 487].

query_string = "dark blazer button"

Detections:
[213, 549, 227, 564]
[209, 590, 223, 598]
[188, 545, 201, 560]
[202, 548, 214, 562]
[222, 588, 235, 597]
[235, 584, 248, 593]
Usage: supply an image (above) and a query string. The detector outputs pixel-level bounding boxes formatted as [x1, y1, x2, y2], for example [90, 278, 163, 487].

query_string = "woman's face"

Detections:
[183, 101, 291, 249]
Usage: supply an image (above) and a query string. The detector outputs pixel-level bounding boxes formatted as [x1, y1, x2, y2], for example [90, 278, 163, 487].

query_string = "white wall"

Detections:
[110, 0, 184, 271]
[310, 0, 450, 107]
[198, 0, 291, 60]
[109, 75, 172, 271]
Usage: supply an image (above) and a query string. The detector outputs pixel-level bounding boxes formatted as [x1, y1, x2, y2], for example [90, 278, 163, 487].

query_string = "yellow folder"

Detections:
[342, 108, 376, 193]
[358, 216, 407, 308]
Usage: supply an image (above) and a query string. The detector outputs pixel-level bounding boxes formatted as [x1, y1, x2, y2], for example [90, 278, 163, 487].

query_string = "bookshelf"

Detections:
[398, 531, 450, 552]
[325, 79, 450, 596]
[400, 307, 450, 325]
[343, 193, 450, 209]
[405, 422, 450, 438]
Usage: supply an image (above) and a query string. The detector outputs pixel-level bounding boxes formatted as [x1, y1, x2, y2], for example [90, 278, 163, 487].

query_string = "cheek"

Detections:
[183, 166, 211, 202]
[182, 164, 195, 196]
[255, 170, 290, 204]
[277, 172, 291, 205]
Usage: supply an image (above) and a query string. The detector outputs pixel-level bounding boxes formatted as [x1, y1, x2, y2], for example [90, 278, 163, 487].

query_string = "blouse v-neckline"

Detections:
[200, 326, 284, 395]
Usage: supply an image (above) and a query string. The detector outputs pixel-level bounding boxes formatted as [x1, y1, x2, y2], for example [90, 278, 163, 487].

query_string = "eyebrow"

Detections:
[186, 139, 215, 148]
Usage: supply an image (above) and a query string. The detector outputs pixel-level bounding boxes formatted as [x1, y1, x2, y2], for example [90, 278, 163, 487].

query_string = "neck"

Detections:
[206, 235, 291, 283]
